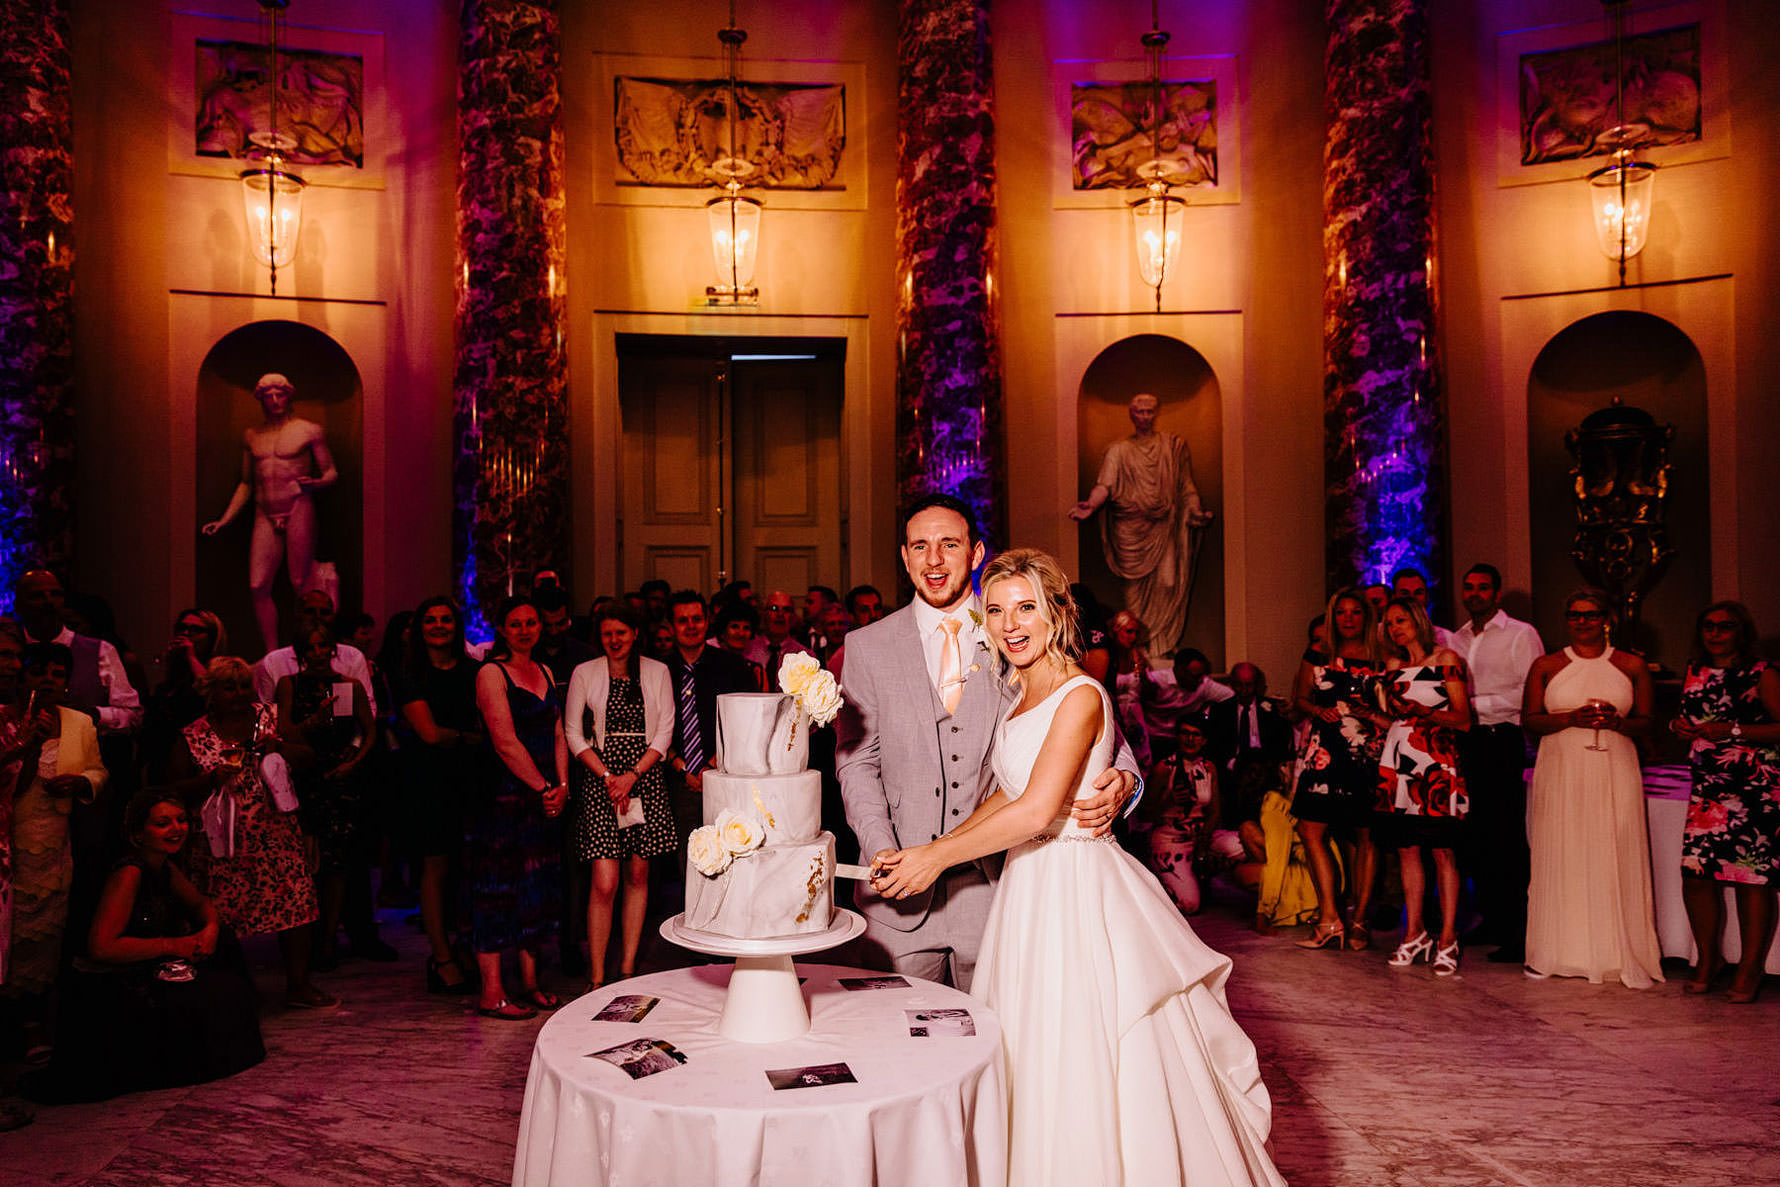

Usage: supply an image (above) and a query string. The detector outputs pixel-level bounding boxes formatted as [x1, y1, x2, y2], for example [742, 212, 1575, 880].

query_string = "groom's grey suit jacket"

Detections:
[835, 603, 1008, 936]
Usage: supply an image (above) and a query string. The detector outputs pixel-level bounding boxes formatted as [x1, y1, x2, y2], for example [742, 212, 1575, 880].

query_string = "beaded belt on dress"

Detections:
[1025, 831, 1116, 848]
[606, 731, 645, 737]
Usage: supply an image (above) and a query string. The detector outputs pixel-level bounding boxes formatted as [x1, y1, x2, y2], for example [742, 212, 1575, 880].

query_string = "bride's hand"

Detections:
[871, 844, 948, 901]
[1071, 767, 1134, 836]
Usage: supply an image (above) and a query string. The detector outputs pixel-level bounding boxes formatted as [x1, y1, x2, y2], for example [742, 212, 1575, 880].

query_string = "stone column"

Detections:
[1322, 0, 1443, 593]
[895, 0, 1003, 545]
[0, 0, 74, 595]
[454, 0, 567, 634]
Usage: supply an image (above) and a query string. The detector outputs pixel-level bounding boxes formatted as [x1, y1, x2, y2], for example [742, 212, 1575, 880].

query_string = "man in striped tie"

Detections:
[663, 591, 759, 865]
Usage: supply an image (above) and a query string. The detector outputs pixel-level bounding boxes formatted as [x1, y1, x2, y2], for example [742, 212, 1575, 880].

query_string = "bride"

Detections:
[873, 549, 1286, 1186]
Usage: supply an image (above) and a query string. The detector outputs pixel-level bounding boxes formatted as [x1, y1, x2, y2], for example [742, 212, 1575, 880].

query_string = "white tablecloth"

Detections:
[512, 963, 1008, 1187]
[1644, 766, 1780, 974]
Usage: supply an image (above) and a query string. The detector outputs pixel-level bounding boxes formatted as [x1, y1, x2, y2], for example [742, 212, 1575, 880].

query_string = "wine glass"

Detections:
[1583, 699, 1614, 752]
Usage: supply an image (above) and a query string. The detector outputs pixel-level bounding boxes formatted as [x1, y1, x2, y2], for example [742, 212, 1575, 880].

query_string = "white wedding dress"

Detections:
[973, 675, 1285, 1186]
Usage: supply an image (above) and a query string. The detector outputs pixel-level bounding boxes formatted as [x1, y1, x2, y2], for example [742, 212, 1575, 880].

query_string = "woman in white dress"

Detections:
[1521, 587, 1663, 987]
[874, 550, 1284, 1187]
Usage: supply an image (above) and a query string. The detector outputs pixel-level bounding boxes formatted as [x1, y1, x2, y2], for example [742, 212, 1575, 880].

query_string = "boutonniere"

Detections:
[967, 608, 983, 628]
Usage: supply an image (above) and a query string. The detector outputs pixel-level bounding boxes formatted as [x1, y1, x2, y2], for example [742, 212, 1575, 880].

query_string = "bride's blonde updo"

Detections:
[979, 549, 1081, 672]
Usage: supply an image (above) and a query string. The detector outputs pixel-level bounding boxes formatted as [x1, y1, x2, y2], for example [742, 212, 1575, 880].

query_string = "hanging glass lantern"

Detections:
[1130, 180, 1185, 290]
[1587, 148, 1655, 262]
[707, 182, 761, 297]
[239, 0, 304, 294]
[241, 156, 307, 273]
[704, 11, 761, 305]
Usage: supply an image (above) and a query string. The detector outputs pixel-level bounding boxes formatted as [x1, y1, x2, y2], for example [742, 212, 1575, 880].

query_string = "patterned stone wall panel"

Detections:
[895, 0, 1004, 546]
[454, 0, 568, 633]
[1322, 0, 1445, 594]
[0, 0, 75, 594]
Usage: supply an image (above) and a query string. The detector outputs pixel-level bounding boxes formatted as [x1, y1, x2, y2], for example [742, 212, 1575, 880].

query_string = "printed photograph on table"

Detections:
[592, 994, 660, 1023]
[588, 1038, 687, 1079]
[839, 975, 908, 991]
[766, 1062, 857, 1091]
[906, 1008, 976, 1038]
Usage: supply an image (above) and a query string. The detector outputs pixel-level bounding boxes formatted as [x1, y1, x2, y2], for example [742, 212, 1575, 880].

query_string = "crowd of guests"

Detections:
[0, 552, 1774, 1116]
[0, 568, 889, 1113]
[1113, 566, 1777, 1002]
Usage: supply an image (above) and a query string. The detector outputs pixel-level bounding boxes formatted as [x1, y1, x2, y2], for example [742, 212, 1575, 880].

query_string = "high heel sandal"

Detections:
[1346, 923, 1371, 952]
[427, 956, 473, 996]
[1388, 931, 1434, 968]
[1432, 940, 1460, 978]
[1295, 921, 1346, 950]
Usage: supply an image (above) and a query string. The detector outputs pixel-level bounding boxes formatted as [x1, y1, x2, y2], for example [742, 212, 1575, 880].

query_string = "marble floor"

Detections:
[3, 895, 1775, 1186]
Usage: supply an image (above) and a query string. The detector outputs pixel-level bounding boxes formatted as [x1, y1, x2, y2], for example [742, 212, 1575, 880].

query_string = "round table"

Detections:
[511, 963, 1008, 1187]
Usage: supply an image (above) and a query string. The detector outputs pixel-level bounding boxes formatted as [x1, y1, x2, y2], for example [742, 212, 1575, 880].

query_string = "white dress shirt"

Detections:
[911, 594, 986, 695]
[1133, 668, 1233, 741]
[1452, 609, 1544, 726]
[255, 642, 378, 716]
[31, 626, 141, 733]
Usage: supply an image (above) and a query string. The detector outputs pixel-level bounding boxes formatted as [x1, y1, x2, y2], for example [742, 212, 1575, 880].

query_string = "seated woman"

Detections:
[1146, 716, 1246, 914]
[29, 794, 264, 1103]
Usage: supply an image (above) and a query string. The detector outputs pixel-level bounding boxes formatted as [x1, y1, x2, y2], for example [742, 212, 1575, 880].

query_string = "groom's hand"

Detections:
[871, 845, 945, 900]
[1072, 768, 1136, 837]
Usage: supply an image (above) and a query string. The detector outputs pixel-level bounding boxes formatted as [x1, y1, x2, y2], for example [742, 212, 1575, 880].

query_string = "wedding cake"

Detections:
[683, 659, 843, 940]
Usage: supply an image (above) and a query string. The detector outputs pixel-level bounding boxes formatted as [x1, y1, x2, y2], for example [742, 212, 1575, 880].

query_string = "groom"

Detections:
[837, 494, 1140, 987]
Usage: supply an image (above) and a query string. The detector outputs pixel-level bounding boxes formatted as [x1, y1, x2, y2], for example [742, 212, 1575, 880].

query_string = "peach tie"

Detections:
[939, 618, 964, 715]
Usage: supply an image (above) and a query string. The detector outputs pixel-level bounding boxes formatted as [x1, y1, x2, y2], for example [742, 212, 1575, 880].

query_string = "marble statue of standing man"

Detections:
[1069, 392, 1211, 655]
[202, 373, 338, 651]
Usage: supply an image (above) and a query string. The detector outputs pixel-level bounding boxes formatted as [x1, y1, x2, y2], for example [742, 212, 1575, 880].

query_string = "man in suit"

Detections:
[1203, 663, 1292, 778]
[662, 590, 758, 847]
[837, 493, 1139, 987]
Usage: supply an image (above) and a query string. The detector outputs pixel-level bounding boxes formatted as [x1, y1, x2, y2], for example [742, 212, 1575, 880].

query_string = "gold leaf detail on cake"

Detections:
[796, 854, 827, 923]
[749, 783, 776, 830]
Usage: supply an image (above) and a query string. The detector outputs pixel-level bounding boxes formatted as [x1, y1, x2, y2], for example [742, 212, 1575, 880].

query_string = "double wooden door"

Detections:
[618, 339, 844, 597]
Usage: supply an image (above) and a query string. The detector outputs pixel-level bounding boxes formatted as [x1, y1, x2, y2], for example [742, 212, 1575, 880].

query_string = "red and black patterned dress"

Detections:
[1374, 662, 1468, 848]
[1292, 653, 1385, 829]
[1680, 661, 1780, 885]
[183, 705, 319, 936]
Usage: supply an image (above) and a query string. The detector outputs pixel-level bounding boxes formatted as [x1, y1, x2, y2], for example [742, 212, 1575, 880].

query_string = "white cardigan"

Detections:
[563, 655, 674, 763]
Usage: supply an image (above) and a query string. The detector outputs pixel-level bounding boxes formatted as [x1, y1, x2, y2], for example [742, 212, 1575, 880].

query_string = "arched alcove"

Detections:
[1076, 334, 1224, 666]
[195, 320, 364, 654]
[1527, 310, 1707, 669]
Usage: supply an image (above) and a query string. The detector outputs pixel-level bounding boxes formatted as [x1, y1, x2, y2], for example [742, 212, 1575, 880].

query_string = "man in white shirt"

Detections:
[253, 589, 378, 715]
[1137, 647, 1233, 765]
[1392, 567, 1458, 652]
[11, 570, 141, 734]
[1451, 562, 1544, 963]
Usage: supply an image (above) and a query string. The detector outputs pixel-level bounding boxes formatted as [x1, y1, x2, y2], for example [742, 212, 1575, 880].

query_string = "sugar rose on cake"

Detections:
[716, 807, 767, 855]
[688, 826, 733, 877]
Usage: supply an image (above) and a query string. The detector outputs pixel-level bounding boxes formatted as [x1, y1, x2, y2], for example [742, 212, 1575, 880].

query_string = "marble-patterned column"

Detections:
[1322, 0, 1443, 593]
[0, 0, 75, 596]
[454, 0, 567, 634]
[895, 0, 1003, 545]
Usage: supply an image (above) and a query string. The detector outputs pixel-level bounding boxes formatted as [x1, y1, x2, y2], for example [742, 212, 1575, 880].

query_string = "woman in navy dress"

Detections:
[469, 595, 569, 1019]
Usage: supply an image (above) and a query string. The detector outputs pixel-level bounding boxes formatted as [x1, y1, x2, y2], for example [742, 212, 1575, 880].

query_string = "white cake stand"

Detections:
[659, 909, 865, 1044]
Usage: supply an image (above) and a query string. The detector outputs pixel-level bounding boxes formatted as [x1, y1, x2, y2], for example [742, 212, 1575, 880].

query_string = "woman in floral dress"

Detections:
[170, 656, 332, 1009]
[1365, 597, 1471, 977]
[1672, 600, 1780, 1002]
[1290, 587, 1386, 951]
[1146, 716, 1225, 914]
